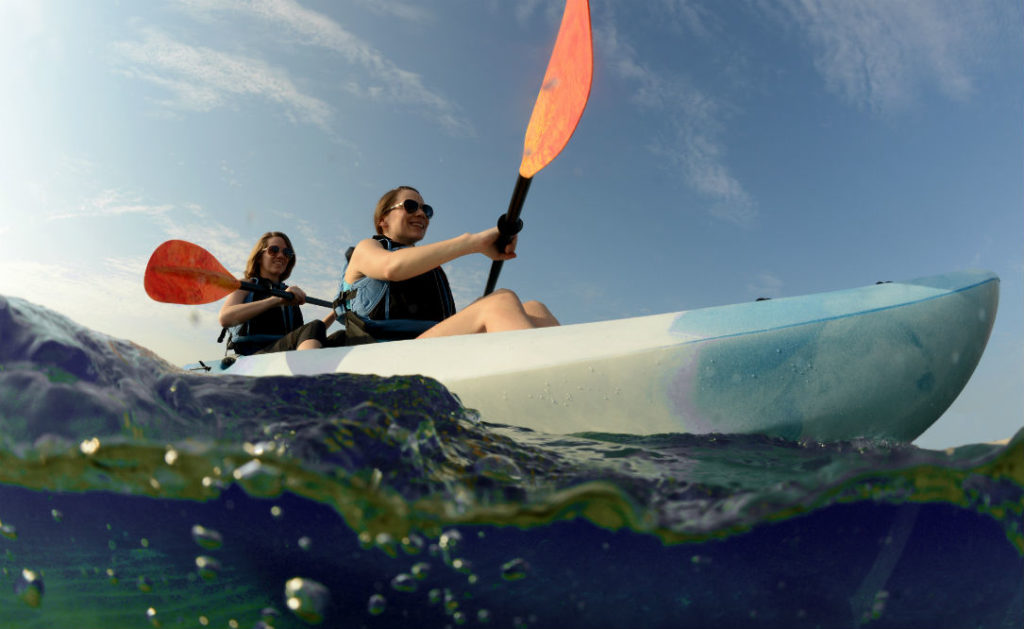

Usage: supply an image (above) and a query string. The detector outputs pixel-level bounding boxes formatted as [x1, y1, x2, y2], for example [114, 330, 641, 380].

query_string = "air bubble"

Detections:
[15, 569, 44, 607]
[473, 454, 523, 482]
[411, 562, 430, 580]
[368, 593, 387, 615]
[195, 556, 221, 581]
[401, 533, 424, 555]
[191, 525, 223, 550]
[501, 558, 529, 581]
[285, 577, 330, 625]
[390, 573, 417, 592]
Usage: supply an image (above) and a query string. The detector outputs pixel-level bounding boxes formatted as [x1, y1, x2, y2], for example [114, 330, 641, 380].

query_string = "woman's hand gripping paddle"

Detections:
[483, 0, 593, 296]
[144, 240, 333, 307]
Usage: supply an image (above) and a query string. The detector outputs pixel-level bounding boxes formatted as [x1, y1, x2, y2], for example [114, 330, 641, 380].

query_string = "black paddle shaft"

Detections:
[484, 175, 532, 295]
[238, 280, 333, 308]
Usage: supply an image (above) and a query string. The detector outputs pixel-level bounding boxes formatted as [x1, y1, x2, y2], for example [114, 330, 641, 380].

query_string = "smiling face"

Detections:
[259, 236, 292, 282]
[244, 231, 296, 283]
[378, 188, 430, 245]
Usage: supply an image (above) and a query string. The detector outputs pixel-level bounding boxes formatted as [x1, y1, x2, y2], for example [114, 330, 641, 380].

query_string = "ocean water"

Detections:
[0, 294, 1021, 629]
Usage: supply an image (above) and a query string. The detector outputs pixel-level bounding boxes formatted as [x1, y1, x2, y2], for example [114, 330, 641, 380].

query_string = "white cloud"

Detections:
[351, 0, 432, 22]
[599, 19, 757, 227]
[175, 0, 472, 135]
[112, 28, 333, 130]
[46, 188, 173, 221]
[773, 0, 1001, 113]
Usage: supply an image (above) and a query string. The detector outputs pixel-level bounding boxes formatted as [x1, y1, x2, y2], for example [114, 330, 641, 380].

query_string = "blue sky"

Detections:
[1, 0, 1020, 448]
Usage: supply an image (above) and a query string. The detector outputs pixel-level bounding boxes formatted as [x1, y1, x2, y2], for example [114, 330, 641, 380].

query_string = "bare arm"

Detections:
[217, 285, 307, 327]
[346, 228, 516, 284]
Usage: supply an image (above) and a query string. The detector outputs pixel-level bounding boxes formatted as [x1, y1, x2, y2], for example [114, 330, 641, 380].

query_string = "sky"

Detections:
[0, 0, 1021, 449]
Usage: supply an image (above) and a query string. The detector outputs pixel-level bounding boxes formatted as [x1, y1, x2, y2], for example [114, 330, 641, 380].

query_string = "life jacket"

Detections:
[218, 277, 304, 355]
[333, 235, 456, 340]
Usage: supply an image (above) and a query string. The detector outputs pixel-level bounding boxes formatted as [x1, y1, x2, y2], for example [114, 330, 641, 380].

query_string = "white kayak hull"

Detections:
[198, 270, 999, 442]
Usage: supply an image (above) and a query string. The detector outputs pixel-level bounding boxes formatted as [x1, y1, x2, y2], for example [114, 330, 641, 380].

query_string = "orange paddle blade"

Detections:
[144, 240, 241, 305]
[519, 0, 593, 179]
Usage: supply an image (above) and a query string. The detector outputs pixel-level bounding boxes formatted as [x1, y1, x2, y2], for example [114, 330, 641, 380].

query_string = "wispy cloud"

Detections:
[175, 0, 472, 135]
[772, 0, 1002, 113]
[47, 188, 173, 220]
[351, 0, 432, 22]
[598, 17, 757, 227]
[112, 28, 333, 129]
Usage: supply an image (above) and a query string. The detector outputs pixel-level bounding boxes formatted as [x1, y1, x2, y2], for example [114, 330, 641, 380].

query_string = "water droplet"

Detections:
[443, 588, 459, 614]
[232, 460, 283, 497]
[501, 558, 529, 581]
[450, 558, 472, 574]
[15, 569, 44, 607]
[50, 509, 63, 523]
[270, 505, 283, 519]
[80, 437, 100, 455]
[298, 536, 312, 551]
[195, 556, 221, 581]
[390, 573, 417, 592]
[411, 562, 430, 580]
[401, 533, 425, 555]
[1, 523, 17, 540]
[428, 588, 442, 605]
[146, 607, 160, 627]
[473, 454, 523, 482]
[164, 448, 179, 466]
[285, 577, 330, 625]
[478, 609, 492, 623]
[439, 529, 462, 554]
[106, 568, 119, 585]
[368, 593, 387, 615]
[259, 607, 281, 623]
[191, 525, 223, 550]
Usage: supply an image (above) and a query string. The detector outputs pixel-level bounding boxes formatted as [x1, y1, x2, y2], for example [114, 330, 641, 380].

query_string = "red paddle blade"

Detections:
[519, 0, 593, 179]
[144, 240, 241, 305]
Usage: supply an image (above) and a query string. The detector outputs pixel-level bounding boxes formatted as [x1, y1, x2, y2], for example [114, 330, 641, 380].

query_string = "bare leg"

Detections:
[418, 289, 534, 338]
[523, 300, 559, 328]
[297, 339, 323, 350]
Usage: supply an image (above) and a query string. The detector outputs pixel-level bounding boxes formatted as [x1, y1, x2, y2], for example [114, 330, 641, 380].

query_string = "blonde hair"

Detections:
[243, 231, 296, 282]
[373, 185, 420, 235]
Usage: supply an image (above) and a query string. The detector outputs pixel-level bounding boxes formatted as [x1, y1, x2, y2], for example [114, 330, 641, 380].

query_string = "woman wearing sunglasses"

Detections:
[331, 185, 558, 341]
[218, 231, 333, 355]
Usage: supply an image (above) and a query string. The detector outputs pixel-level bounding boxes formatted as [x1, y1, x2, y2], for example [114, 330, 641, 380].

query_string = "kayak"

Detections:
[192, 270, 999, 442]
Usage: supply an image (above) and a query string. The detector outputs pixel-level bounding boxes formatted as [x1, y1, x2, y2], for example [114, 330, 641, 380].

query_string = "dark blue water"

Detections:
[0, 295, 1021, 628]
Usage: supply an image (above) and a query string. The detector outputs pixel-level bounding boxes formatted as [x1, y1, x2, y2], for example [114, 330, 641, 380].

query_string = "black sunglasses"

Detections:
[385, 198, 434, 219]
[265, 245, 295, 258]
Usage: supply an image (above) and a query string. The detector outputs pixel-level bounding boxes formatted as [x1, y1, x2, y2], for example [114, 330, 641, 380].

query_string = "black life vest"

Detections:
[334, 235, 456, 340]
[219, 277, 304, 355]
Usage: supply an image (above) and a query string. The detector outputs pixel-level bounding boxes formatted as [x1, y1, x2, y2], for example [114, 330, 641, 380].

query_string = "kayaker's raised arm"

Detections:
[347, 229, 514, 285]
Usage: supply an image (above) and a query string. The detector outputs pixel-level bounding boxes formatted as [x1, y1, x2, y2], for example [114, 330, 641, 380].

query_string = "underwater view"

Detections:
[0, 293, 1021, 628]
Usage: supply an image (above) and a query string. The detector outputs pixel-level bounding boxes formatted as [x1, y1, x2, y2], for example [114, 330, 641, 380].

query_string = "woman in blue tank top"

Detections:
[334, 186, 558, 339]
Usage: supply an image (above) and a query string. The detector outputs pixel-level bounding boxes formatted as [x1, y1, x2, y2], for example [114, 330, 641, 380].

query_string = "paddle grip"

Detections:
[484, 175, 532, 296]
[239, 280, 333, 308]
